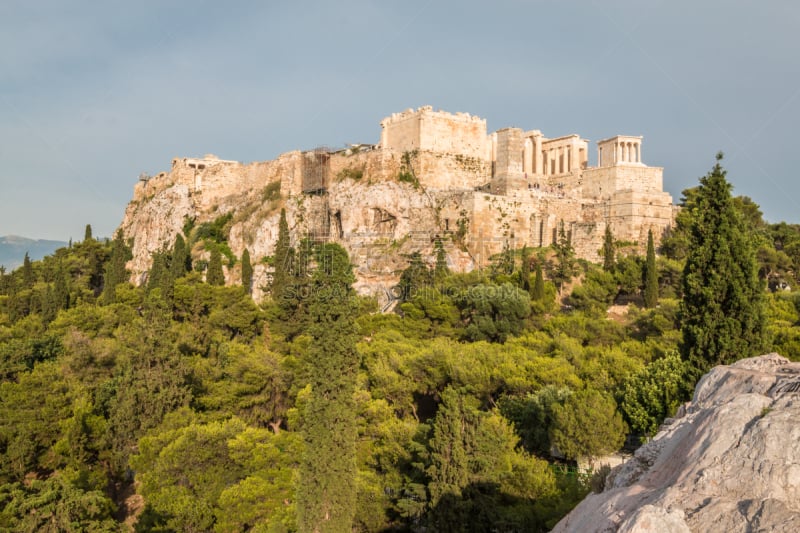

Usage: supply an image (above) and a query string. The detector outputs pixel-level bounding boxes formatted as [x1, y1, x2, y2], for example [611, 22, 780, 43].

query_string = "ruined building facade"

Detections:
[123, 106, 674, 298]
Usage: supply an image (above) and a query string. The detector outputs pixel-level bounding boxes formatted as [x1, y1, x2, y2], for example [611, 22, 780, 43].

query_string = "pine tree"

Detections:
[272, 209, 292, 303]
[206, 247, 225, 286]
[603, 224, 615, 272]
[241, 248, 253, 294]
[680, 153, 767, 380]
[643, 229, 659, 308]
[297, 243, 359, 533]
[84, 224, 93, 241]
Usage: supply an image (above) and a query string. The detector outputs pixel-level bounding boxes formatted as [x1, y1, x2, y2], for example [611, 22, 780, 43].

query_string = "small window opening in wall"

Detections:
[444, 218, 450, 231]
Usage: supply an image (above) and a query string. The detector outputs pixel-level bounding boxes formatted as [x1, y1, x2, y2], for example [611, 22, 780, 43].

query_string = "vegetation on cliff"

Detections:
[1, 158, 800, 531]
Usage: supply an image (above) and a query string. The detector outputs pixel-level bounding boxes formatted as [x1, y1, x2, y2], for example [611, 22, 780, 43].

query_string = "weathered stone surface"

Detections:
[118, 106, 675, 301]
[552, 354, 800, 533]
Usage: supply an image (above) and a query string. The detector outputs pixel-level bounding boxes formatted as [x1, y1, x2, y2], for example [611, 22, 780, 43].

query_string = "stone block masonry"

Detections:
[120, 106, 675, 298]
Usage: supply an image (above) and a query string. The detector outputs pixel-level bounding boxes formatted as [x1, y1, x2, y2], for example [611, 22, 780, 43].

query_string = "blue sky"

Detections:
[2, 1, 799, 240]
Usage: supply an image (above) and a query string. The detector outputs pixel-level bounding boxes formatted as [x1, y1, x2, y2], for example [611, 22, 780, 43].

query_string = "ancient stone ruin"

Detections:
[121, 106, 676, 298]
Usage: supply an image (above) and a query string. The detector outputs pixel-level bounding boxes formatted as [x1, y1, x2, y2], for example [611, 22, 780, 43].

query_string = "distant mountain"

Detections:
[0, 235, 68, 271]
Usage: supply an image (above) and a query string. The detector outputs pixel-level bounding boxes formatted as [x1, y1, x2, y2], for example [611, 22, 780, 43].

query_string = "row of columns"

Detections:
[522, 138, 576, 175]
[616, 140, 641, 163]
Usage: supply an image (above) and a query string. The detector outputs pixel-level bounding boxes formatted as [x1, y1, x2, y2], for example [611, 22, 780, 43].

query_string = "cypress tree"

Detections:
[551, 222, 577, 296]
[147, 251, 174, 301]
[519, 245, 532, 292]
[206, 247, 224, 286]
[54, 263, 70, 311]
[643, 229, 659, 308]
[434, 238, 449, 282]
[603, 224, 615, 272]
[170, 233, 190, 279]
[680, 153, 767, 380]
[103, 231, 131, 304]
[84, 224, 93, 241]
[532, 260, 545, 301]
[241, 248, 253, 294]
[272, 208, 292, 303]
[297, 243, 359, 533]
[22, 252, 34, 289]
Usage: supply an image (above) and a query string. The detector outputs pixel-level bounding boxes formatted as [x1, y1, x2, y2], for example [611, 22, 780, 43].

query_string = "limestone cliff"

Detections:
[118, 107, 674, 301]
[553, 354, 800, 533]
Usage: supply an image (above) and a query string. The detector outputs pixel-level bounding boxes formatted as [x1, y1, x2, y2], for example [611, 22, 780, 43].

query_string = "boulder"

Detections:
[553, 353, 800, 532]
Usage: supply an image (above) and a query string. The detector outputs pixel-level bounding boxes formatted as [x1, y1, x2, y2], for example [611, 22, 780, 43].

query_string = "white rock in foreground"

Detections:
[553, 353, 800, 532]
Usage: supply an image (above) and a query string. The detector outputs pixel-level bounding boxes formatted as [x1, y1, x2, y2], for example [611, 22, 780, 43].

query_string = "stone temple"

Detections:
[123, 106, 675, 297]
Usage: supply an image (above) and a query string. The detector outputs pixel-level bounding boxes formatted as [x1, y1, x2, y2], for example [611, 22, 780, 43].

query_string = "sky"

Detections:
[1, 0, 799, 240]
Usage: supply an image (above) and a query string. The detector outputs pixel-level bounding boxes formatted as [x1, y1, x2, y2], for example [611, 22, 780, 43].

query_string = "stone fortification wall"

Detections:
[121, 106, 677, 301]
[380, 106, 489, 160]
[581, 165, 664, 200]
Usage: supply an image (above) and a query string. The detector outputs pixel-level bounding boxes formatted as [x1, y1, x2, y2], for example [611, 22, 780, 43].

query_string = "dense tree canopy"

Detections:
[1, 170, 799, 531]
[680, 154, 768, 379]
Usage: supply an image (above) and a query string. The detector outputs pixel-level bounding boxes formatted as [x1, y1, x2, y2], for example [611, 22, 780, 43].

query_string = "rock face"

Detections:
[119, 106, 674, 303]
[553, 353, 800, 532]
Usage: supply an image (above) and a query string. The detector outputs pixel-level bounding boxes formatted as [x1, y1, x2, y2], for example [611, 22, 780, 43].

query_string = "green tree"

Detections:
[643, 229, 659, 308]
[434, 238, 449, 282]
[549, 222, 577, 296]
[532, 260, 546, 301]
[680, 154, 767, 380]
[102, 230, 130, 304]
[550, 388, 627, 461]
[620, 352, 690, 439]
[21, 253, 34, 289]
[271, 208, 292, 303]
[170, 233, 190, 279]
[84, 224, 93, 241]
[241, 248, 253, 294]
[297, 243, 359, 533]
[206, 247, 225, 286]
[397, 252, 432, 302]
[602, 224, 615, 272]
[518, 245, 532, 292]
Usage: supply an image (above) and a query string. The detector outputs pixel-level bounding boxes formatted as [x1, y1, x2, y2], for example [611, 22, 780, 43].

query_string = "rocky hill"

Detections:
[118, 107, 674, 303]
[553, 353, 800, 532]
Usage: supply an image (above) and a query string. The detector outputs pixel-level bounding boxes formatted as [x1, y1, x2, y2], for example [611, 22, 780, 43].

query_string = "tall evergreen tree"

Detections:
[519, 245, 532, 292]
[170, 233, 190, 279]
[147, 251, 172, 294]
[680, 153, 767, 380]
[102, 231, 131, 304]
[397, 252, 432, 301]
[21, 252, 34, 289]
[84, 224, 93, 241]
[550, 222, 577, 296]
[272, 209, 292, 303]
[532, 260, 546, 301]
[643, 229, 659, 308]
[603, 224, 615, 272]
[241, 248, 253, 295]
[53, 263, 70, 311]
[206, 247, 225, 286]
[434, 238, 449, 282]
[297, 243, 359, 533]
